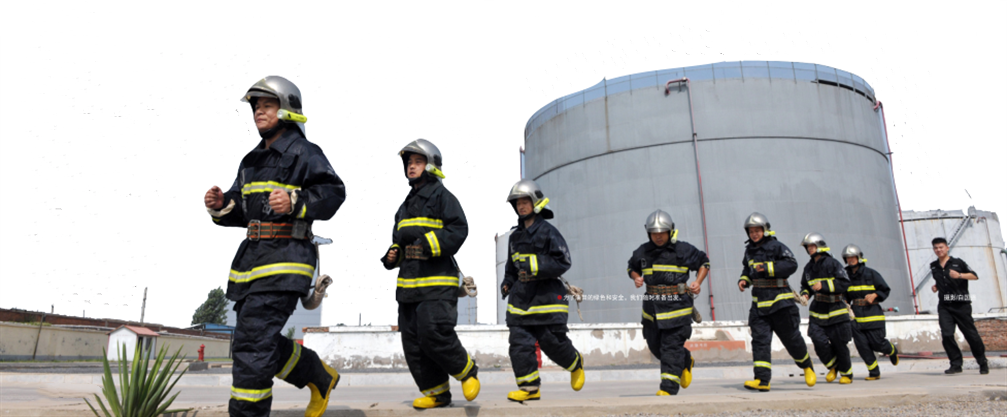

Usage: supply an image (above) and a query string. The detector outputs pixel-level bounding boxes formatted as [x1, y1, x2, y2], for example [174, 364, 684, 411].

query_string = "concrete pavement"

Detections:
[1, 359, 1004, 416]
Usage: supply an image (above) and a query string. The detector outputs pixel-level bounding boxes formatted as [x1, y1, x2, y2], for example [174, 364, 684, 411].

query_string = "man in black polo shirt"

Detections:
[929, 237, 989, 375]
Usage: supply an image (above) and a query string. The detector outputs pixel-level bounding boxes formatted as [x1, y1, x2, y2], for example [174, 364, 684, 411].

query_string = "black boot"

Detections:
[944, 366, 963, 374]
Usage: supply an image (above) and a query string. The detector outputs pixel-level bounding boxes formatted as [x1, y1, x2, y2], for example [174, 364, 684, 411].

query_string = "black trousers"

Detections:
[808, 321, 853, 377]
[851, 326, 896, 376]
[643, 320, 692, 394]
[399, 299, 477, 401]
[230, 292, 333, 417]
[749, 306, 813, 383]
[938, 303, 987, 368]
[509, 324, 581, 389]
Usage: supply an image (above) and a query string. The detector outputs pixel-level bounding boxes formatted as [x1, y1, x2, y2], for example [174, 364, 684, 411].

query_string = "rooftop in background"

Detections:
[0, 307, 230, 340]
[526, 61, 876, 138]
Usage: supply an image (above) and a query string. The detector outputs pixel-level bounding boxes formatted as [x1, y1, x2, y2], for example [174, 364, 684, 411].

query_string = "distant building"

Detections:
[107, 325, 159, 361]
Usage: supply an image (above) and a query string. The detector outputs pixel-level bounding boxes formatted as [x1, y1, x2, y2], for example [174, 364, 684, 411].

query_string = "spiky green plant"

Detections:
[84, 342, 191, 416]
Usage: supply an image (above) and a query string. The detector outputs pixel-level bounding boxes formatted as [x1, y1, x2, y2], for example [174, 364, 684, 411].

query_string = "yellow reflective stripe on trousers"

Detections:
[275, 342, 301, 379]
[753, 292, 795, 308]
[424, 231, 441, 257]
[867, 360, 878, 370]
[840, 367, 852, 376]
[642, 310, 655, 322]
[810, 308, 850, 319]
[508, 304, 569, 315]
[421, 382, 449, 396]
[229, 263, 315, 284]
[754, 361, 771, 368]
[397, 217, 443, 230]
[661, 373, 681, 383]
[656, 307, 693, 321]
[241, 181, 299, 196]
[565, 352, 581, 371]
[767, 262, 775, 277]
[516, 370, 540, 384]
[794, 352, 810, 363]
[397, 276, 459, 288]
[452, 354, 473, 380]
[231, 387, 272, 402]
[824, 357, 836, 368]
[848, 285, 875, 292]
[855, 315, 886, 323]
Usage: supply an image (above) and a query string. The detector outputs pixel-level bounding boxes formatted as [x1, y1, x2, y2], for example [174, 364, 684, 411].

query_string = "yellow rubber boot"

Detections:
[865, 374, 881, 381]
[656, 390, 672, 396]
[412, 395, 450, 409]
[826, 367, 837, 383]
[839, 376, 852, 384]
[804, 368, 817, 387]
[305, 362, 340, 417]
[571, 367, 585, 391]
[507, 389, 541, 402]
[681, 357, 694, 389]
[743, 379, 770, 392]
[462, 376, 480, 401]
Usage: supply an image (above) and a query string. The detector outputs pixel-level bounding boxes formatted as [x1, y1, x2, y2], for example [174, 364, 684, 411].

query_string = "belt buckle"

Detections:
[248, 219, 261, 241]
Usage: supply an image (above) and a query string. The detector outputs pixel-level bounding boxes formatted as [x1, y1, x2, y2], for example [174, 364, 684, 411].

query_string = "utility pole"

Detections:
[140, 287, 148, 324]
[358, 313, 361, 326]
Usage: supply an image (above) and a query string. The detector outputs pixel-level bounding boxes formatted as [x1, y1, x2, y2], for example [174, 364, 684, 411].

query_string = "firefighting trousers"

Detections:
[399, 299, 478, 401]
[749, 306, 813, 383]
[509, 324, 581, 390]
[643, 320, 692, 394]
[938, 303, 987, 368]
[808, 321, 852, 378]
[230, 292, 334, 417]
[851, 326, 896, 376]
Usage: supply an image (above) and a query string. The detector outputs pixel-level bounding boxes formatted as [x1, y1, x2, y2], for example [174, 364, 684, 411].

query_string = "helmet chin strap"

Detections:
[258, 122, 286, 139]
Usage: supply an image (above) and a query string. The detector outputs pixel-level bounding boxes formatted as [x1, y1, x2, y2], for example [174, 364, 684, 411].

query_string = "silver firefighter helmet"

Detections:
[645, 209, 678, 243]
[801, 232, 830, 253]
[399, 139, 445, 179]
[241, 76, 307, 135]
[507, 179, 553, 219]
[743, 212, 773, 235]
[841, 244, 865, 262]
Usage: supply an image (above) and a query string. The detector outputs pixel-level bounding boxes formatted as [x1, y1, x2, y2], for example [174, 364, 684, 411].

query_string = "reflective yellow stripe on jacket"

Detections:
[753, 292, 795, 308]
[508, 304, 568, 315]
[241, 181, 299, 196]
[848, 285, 875, 292]
[397, 276, 459, 288]
[855, 315, 885, 323]
[229, 263, 315, 284]
[643, 264, 689, 275]
[397, 217, 443, 230]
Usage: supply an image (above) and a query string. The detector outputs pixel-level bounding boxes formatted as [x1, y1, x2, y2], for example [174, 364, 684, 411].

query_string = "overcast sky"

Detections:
[2, 1, 1004, 328]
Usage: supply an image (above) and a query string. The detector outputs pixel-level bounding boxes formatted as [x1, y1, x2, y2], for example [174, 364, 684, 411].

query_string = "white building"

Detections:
[106, 325, 159, 361]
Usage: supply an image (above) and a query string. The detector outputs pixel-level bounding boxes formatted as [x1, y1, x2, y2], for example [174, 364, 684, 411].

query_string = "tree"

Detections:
[191, 287, 228, 325]
[284, 327, 295, 340]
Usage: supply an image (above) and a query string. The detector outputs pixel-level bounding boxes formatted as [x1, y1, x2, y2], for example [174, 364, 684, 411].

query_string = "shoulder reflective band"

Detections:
[452, 354, 474, 380]
[231, 387, 272, 402]
[810, 308, 850, 319]
[754, 361, 772, 369]
[424, 231, 441, 257]
[855, 315, 886, 323]
[229, 263, 315, 284]
[661, 373, 681, 383]
[507, 304, 569, 315]
[656, 307, 693, 320]
[242, 181, 299, 196]
[515, 370, 540, 384]
[397, 217, 444, 230]
[277, 109, 308, 123]
[397, 276, 459, 288]
[848, 285, 876, 292]
[275, 343, 301, 379]
[753, 292, 796, 308]
[421, 382, 449, 397]
[641, 309, 655, 322]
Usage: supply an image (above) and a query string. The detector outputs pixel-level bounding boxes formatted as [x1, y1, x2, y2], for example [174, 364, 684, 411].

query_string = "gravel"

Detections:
[611, 392, 1007, 416]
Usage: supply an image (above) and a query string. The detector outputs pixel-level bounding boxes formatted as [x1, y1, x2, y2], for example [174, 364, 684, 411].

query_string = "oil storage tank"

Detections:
[522, 61, 914, 322]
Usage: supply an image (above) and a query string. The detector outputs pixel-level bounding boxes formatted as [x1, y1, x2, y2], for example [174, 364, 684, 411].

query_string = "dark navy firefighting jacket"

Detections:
[210, 129, 346, 301]
[800, 252, 851, 326]
[843, 263, 891, 330]
[627, 240, 709, 329]
[739, 236, 799, 317]
[501, 214, 572, 326]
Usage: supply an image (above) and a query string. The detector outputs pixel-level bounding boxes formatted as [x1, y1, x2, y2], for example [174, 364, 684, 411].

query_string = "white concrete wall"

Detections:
[0, 322, 108, 361]
[157, 334, 230, 359]
[305, 313, 1005, 370]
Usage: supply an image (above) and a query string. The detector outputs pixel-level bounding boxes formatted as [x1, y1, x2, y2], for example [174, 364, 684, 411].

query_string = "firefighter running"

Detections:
[627, 210, 709, 396]
[841, 244, 900, 380]
[500, 179, 585, 402]
[380, 139, 480, 409]
[738, 213, 816, 392]
[205, 76, 346, 417]
[799, 233, 854, 384]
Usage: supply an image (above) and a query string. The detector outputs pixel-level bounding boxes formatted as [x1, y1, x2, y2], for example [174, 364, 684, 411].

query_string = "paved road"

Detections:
[2, 367, 1004, 416]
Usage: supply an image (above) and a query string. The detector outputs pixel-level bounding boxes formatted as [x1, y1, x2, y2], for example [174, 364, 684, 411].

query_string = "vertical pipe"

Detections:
[31, 313, 47, 360]
[666, 78, 715, 320]
[874, 101, 919, 314]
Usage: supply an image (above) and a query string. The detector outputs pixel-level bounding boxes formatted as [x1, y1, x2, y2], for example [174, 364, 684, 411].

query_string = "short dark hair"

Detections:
[932, 237, 948, 246]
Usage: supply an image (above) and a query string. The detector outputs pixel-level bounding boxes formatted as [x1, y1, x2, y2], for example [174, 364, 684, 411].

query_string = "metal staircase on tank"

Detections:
[913, 209, 975, 294]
